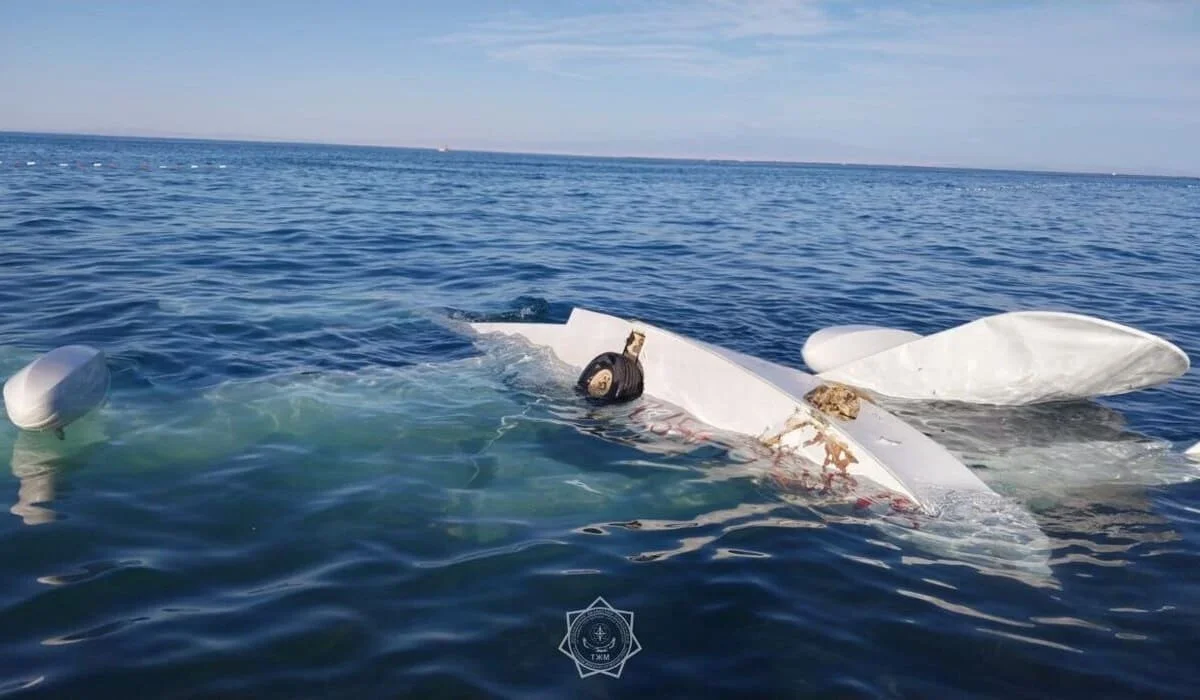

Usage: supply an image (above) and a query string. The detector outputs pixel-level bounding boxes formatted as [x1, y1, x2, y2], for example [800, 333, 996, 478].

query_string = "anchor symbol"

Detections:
[581, 624, 618, 653]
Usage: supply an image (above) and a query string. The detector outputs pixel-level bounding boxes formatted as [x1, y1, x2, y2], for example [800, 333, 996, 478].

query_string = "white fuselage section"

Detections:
[470, 307, 1003, 515]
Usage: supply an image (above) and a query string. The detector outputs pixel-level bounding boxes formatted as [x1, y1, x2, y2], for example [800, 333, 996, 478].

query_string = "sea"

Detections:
[1, 131, 1198, 699]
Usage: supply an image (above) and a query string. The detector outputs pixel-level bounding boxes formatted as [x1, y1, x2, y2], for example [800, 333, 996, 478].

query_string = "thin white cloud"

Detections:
[489, 42, 768, 79]
[443, 0, 836, 43]
[428, 1, 1200, 171]
[437, 0, 1200, 94]
[434, 0, 838, 77]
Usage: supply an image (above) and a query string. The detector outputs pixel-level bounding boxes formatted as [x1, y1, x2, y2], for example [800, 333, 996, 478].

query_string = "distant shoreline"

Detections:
[2, 129, 1195, 180]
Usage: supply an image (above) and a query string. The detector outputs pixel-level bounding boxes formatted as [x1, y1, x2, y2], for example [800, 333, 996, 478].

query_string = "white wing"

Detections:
[817, 311, 1189, 405]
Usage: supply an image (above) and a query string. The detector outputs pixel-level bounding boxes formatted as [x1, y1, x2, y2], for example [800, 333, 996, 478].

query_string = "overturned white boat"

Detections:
[802, 311, 1189, 405]
[469, 307, 1016, 516]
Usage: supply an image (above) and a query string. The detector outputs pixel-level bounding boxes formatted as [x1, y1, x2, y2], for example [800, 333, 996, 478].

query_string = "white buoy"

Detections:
[1186, 441, 1200, 461]
[3, 346, 109, 435]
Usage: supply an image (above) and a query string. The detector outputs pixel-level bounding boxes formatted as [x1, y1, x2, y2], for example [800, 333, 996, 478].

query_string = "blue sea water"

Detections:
[1, 131, 1199, 698]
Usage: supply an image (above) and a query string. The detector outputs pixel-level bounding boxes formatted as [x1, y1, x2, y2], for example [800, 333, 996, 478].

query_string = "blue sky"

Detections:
[1, 1, 1197, 174]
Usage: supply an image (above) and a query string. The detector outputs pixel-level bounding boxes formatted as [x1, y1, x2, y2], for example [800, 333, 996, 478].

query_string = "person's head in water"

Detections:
[577, 330, 645, 404]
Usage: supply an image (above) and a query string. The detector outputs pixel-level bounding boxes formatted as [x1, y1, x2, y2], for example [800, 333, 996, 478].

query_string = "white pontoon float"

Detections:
[3, 345, 109, 437]
[470, 308, 1008, 515]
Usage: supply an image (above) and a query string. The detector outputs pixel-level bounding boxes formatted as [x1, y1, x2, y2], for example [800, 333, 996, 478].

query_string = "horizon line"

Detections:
[2, 129, 1196, 181]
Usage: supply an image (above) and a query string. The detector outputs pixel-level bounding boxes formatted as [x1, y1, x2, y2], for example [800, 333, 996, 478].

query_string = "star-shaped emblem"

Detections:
[559, 596, 642, 678]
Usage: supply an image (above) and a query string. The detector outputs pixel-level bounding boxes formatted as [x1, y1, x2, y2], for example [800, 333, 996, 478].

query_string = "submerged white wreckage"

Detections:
[2, 309, 1194, 519]
[470, 307, 1196, 517]
[472, 308, 991, 515]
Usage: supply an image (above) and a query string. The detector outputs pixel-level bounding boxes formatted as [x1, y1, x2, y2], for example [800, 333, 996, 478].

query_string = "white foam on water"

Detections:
[876, 486, 1056, 586]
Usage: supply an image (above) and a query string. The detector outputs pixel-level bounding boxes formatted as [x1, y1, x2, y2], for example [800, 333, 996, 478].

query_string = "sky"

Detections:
[1, 1, 1198, 175]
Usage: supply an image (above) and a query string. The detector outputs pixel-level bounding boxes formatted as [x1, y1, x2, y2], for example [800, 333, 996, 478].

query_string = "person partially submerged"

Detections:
[577, 330, 645, 404]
